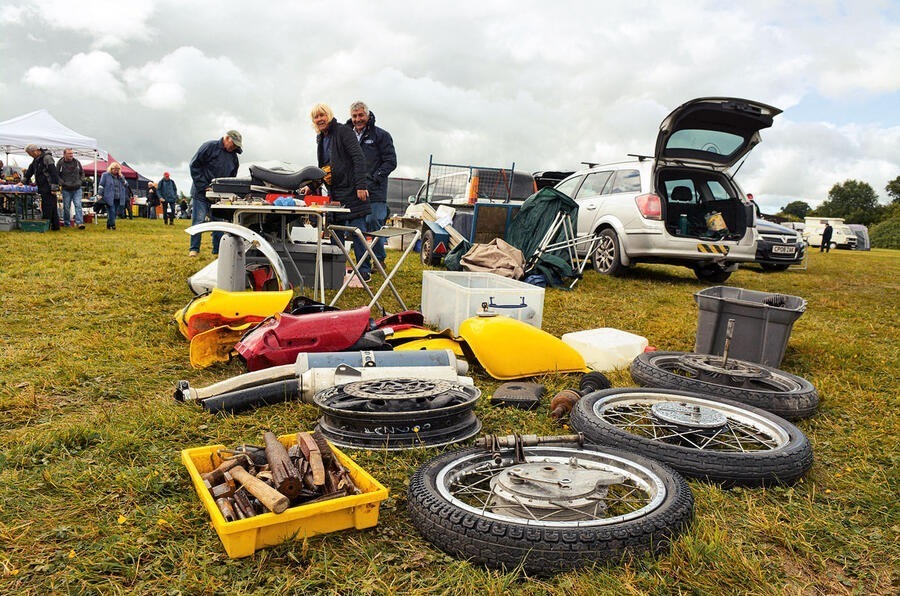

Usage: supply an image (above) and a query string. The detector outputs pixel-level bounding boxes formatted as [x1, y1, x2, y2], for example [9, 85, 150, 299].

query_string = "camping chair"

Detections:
[506, 187, 599, 289]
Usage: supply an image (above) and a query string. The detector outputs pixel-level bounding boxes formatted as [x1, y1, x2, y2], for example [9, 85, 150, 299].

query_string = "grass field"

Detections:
[0, 218, 896, 595]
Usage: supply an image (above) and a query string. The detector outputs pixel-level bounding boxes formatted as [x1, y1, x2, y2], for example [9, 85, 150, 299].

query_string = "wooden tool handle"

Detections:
[230, 465, 290, 514]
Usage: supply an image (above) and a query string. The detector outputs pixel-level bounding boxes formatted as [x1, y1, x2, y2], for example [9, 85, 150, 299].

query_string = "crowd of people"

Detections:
[19, 100, 397, 262]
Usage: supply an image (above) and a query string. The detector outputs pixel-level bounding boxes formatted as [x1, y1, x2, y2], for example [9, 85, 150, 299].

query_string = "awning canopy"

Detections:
[0, 109, 106, 161]
[83, 155, 140, 179]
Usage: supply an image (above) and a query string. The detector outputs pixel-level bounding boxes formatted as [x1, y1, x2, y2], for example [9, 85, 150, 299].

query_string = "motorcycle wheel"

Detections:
[570, 388, 813, 486]
[630, 351, 819, 419]
[407, 444, 693, 575]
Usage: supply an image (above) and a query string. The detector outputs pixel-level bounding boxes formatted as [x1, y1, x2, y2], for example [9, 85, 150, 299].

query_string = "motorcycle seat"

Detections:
[210, 177, 252, 194]
[250, 165, 326, 190]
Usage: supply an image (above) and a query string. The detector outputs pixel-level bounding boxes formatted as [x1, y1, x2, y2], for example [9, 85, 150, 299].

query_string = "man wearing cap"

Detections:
[57, 148, 85, 229]
[187, 130, 242, 256]
[158, 171, 178, 225]
[23, 143, 61, 231]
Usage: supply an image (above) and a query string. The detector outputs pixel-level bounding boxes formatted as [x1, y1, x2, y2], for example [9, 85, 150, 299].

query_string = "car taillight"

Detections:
[635, 194, 662, 219]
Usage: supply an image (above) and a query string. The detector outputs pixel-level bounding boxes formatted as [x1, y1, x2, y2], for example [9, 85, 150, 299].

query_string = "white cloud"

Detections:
[31, 0, 155, 48]
[23, 51, 126, 101]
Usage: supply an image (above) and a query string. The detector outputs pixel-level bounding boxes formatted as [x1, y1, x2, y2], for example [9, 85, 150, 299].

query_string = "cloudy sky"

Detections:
[2, 0, 898, 211]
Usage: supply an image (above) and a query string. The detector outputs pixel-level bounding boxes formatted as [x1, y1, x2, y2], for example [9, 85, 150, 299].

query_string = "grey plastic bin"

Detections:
[694, 286, 807, 367]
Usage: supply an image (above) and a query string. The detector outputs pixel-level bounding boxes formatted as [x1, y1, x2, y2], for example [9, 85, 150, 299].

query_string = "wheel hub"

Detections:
[677, 353, 769, 378]
[651, 401, 728, 429]
[489, 459, 625, 519]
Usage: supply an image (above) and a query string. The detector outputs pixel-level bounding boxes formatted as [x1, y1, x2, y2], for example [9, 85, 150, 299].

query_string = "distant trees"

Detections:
[779, 200, 811, 220]
[870, 176, 900, 248]
[811, 179, 884, 226]
[886, 176, 900, 204]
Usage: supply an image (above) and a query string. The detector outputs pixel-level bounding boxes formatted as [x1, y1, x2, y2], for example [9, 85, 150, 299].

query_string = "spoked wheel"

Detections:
[420, 229, 438, 266]
[407, 444, 693, 574]
[591, 229, 625, 276]
[570, 388, 813, 486]
[313, 378, 481, 450]
[630, 351, 819, 419]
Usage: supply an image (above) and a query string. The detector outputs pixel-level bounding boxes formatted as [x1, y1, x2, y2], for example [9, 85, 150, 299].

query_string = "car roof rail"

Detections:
[627, 153, 652, 161]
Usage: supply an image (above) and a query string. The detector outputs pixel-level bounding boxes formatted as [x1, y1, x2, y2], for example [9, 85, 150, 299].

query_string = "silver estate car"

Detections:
[556, 97, 782, 282]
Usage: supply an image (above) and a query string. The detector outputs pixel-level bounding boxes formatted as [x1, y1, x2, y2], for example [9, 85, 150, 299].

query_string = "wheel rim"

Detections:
[593, 391, 790, 452]
[314, 379, 481, 450]
[434, 447, 667, 526]
[593, 234, 616, 272]
[652, 353, 803, 393]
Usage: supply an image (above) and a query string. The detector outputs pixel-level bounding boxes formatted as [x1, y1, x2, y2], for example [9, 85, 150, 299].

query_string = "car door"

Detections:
[572, 171, 614, 235]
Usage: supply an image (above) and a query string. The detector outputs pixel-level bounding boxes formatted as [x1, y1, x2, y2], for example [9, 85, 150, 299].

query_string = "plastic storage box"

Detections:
[21, 219, 49, 232]
[562, 328, 649, 371]
[694, 286, 807, 367]
[0, 214, 16, 232]
[182, 433, 388, 558]
[421, 270, 545, 334]
[247, 242, 347, 290]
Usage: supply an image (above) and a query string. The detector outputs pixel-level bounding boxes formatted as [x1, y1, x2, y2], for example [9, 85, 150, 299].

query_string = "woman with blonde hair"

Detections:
[98, 162, 130, 230]
[308, 103, 371, 279]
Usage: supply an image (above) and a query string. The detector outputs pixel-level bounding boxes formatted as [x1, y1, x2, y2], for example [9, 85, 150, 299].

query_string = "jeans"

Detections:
[108, 200, 118, 229]
[365, 202, 390, 264]
[61, 188, 83, 226]
[189, 196, 223, 253]
[339, 215, 371, 276]
[147, 204, 158, 219]
[163, 202, 176, 223]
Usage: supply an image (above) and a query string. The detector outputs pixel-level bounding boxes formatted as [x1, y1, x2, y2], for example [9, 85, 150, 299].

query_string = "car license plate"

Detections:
[772, 245, 796, 255]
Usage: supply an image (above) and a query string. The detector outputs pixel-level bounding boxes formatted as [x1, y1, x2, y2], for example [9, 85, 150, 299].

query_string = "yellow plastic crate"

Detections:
[181, 433, 389, 558]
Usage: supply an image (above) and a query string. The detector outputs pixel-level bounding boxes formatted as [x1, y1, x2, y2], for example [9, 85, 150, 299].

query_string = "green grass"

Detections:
[0, 218, 897, 594]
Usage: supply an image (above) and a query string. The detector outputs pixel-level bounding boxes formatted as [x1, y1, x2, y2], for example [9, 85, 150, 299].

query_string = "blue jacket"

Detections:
[157, 177, 178, 203]
[189, 138, 240, 199]
[99, 172, 131, 207]
[344, 111, 396, 203]
[316, 118, 370, 220]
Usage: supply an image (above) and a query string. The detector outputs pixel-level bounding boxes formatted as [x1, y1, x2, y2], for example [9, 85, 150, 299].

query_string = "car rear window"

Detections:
[667, 130, 744, 159]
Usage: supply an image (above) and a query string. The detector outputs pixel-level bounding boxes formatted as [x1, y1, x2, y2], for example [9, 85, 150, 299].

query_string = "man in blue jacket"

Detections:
[348, 102, 396, 271]
[188, 130, 241, 256]
[157, 172, 178, 225]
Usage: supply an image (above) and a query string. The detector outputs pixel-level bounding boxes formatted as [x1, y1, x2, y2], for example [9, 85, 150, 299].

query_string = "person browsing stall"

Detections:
[307, 103, 371, 281]
[23, 144, 61, 231]
[57, 148, 85, 229]
[347, 101, 396, 272]
[98, 162, 130, 231]
[188, 130, 242, 256]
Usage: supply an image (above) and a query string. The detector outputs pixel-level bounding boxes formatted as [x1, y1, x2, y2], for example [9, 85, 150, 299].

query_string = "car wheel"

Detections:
[592, 229, 625, 276]
[420, 229, 438, 266]
[829, 242, 837, 250]
[759, 263, 790, 272]
[692, 264, 731, 283]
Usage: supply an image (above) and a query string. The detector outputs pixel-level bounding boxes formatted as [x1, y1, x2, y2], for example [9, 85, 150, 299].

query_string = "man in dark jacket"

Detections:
[23, 144, 61, 230]
[820, 222, 834, 253]
[347, 101, 396, 270]
[158, 172, 178, 225]
[57, 148, 85, 228]
[188, 130, 241, 256]
[311, 103, 371, 280]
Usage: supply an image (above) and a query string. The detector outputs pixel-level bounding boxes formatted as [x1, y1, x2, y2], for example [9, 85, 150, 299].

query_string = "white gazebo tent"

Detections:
[0, 109, 107, 194]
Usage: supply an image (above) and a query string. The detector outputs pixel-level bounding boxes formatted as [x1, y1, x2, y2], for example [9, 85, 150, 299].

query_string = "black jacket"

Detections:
[24, 150, 60, 192]
[344, 111, 396, 203]
[189, 138, 240, 199]
[317, 118, 370, 220]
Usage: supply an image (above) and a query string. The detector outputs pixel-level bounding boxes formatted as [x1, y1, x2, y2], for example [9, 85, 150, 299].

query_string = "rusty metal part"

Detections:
[264, 431, 303, 499]
[476, 433, 586, 463]
[204, 471, 236, 500]
[232, 490, 255, 519]
[217, 445, 268, 467]
[297, 432, 326, 487]
[215, 497, 237, 522]
[201, 458, 241, 485]
[549, 389, 583, 420]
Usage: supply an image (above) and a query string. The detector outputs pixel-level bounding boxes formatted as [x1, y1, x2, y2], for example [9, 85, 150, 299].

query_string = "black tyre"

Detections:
[692, 263, 732, 283]
[580, 371, 612, 394]
[420, 229, 438, 266]
[407, 444, 693, 575]
[759, 263, 790, 272]
[570, 388, 813, 486]
[592, 229, 625, 276]
[630, 351, 819, 420]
